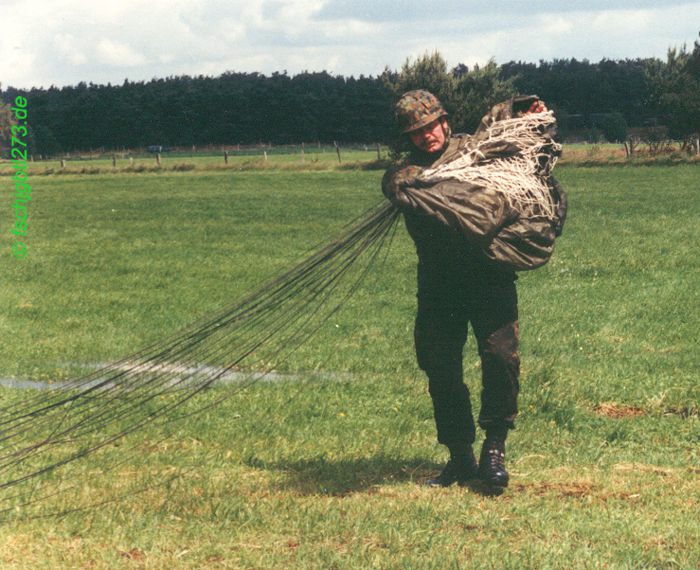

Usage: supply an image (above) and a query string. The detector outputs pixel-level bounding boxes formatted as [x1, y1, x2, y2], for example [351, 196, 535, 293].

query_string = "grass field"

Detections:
[0, 165, 698, 568]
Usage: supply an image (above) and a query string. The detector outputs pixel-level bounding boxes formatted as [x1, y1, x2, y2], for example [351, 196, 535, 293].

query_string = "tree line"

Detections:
[1, 35, 698, 157]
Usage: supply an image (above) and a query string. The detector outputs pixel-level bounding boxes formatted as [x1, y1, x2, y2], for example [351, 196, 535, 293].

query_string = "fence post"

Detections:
[112, 154, 116, 168]
[156, 153, 161, 166]
[60, 159, 65, 169]
[301, 142, 305, 163]
[334, 141, 341, 163]
[224, 151, 229, 164]
[129, 157, 134, 167]
[263, 150, 268, 161]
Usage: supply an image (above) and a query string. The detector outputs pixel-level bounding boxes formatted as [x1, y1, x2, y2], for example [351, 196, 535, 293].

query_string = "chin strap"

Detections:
[439, 118, 451, 143]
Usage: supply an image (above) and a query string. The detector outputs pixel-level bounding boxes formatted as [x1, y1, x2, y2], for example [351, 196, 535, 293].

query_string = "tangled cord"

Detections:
[0, 201, 400, 519]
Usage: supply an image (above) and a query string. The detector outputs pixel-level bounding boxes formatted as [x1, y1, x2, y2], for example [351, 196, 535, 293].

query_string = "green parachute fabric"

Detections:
[384, 100, 567, 271]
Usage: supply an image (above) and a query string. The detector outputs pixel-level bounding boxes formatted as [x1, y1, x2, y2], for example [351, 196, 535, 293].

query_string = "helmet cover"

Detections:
[394, 90, 448, 134]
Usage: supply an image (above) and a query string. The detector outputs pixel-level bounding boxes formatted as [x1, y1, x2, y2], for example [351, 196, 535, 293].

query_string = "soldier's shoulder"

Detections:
[432, 135, 470, 165]
[449, 133, 471, 147]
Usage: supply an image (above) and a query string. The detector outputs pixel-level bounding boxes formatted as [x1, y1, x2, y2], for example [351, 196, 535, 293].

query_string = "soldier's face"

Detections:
[409, 118, 448, 153]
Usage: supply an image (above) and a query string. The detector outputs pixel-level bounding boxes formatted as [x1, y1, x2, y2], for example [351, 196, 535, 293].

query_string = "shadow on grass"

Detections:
[244, 454, 504, 497]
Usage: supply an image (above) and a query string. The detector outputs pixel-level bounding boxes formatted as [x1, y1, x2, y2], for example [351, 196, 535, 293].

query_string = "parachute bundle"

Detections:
[391, 110, 566, 270]
[0, 202, 400, 519]
[421, 111, 562, 221]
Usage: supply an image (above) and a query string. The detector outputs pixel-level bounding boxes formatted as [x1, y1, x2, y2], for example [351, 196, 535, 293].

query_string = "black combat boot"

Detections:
[478, 433, 509, 487]
[426, 445, 478, 487]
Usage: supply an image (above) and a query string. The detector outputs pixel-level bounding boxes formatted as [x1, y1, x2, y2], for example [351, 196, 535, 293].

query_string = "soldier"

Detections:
[382, 90, 549, 488]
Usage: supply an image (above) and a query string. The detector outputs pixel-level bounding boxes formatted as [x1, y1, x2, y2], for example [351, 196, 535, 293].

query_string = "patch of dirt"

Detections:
[612, 462, 674, 476]
[514, 480, 649, 502]
[594, 402, 646, 418]
[512, 481, 596, 498]
[119, 548, 145, 562]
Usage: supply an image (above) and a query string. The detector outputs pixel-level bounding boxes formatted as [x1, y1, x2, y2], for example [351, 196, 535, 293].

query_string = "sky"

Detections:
[1, 0, 699, 89]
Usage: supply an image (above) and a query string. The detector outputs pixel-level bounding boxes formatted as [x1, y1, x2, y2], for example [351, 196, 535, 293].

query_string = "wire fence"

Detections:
[31, 141, 388, 163]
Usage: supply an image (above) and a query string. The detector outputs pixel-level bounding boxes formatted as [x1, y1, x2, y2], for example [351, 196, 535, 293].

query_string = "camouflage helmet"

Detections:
[394, 89, 448, 134]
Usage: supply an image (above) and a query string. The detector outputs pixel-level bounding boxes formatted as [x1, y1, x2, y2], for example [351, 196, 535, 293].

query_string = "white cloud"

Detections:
[53, 34, 88, 65]
[96, 40, 148, 67]
[0, 0, 699, 88]
[590, 9, 653, 34]
[542, 16, 574, 36]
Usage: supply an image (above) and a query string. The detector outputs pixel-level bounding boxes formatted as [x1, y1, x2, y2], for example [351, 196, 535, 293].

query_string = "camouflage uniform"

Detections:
[382, 94, 530, 449]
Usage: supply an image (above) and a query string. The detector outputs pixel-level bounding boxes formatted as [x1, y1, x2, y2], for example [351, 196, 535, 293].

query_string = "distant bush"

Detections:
[171, 163, 196, 171]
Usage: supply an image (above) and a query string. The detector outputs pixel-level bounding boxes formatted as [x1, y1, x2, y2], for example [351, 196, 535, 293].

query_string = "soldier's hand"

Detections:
[395, 165, 424, 189]
[382, 165, 424, 206]
[512, 95, 546, 117]
[525, 100, 547, 114]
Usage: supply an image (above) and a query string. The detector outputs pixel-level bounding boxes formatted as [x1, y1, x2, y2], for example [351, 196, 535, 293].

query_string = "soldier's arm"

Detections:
[549, 176, 567, 237]
[474, 95, 544, 136]
[383, 166, 516, 248]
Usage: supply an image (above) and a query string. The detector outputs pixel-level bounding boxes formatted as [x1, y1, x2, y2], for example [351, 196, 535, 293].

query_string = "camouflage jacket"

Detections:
[382, 95, 567, 272]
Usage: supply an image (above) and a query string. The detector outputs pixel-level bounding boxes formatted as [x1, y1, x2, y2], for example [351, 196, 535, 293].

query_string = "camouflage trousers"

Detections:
[414, 280, 520, 446]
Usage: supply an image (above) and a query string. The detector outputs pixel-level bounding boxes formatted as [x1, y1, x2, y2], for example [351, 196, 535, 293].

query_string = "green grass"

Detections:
[0, 165, 698, 568]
